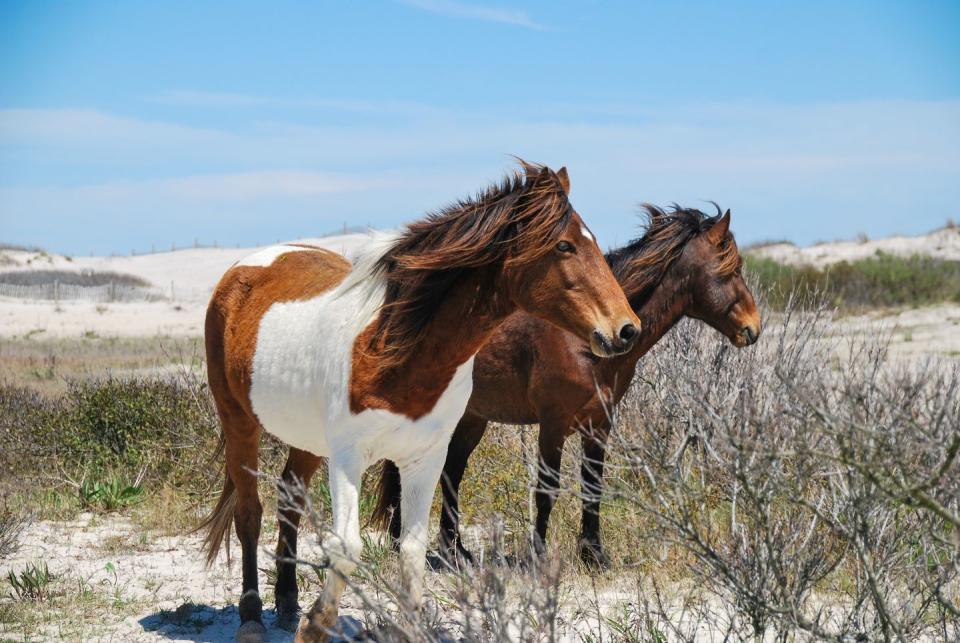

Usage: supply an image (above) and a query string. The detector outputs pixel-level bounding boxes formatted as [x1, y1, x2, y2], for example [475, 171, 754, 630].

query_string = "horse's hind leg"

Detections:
[296, 455, 363, 643]
[223, 413, 266, 642]
[275, 447, 322, 629]
[438, 413, 489, 566]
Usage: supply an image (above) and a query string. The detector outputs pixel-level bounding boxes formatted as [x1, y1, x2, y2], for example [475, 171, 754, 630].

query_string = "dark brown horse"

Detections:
[374, 204, 761, 567]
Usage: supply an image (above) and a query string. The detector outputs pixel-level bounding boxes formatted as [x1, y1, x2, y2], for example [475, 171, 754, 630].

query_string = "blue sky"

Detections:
[1, 1, 958, 255]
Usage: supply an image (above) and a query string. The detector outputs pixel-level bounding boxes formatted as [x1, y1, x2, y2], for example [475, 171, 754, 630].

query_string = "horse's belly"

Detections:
[252, 357, 475, 464]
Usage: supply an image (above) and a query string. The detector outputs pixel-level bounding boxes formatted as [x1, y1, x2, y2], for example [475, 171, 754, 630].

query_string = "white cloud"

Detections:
[399, 0, 548, 30]
[0, 108, 234, 149]
[148, 91, 447, 118]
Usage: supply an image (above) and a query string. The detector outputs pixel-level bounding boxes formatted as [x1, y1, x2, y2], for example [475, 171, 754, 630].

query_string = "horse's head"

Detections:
[503, 164, 640, 357]
[681, 210, 761, 347]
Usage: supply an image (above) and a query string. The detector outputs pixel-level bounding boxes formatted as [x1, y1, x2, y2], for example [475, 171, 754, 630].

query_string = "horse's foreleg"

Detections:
[579, 424, 611, 568]
[296, 456, 363, 643]
[533, 420, 568, 556]
[399, 448, 448, 611]
[275, 447, 322, 628]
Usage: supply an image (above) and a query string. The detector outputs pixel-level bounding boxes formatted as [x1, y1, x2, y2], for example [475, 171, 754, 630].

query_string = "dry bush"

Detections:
[0, 511, 27, 561]
[602, 299, 959, 641]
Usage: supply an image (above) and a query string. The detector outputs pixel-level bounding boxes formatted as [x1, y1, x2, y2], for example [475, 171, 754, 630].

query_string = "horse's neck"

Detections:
[351, 270, 512, 418]
[404, 272, 512, 372]
[600, 266, 690, 387]
[634, 269, 690, 352]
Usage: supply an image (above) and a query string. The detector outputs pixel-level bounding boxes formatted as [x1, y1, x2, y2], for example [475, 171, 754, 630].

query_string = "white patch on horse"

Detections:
[580, 225, 595, 243]
[235, 244, 310, 268]
[248, 232, 476, 467]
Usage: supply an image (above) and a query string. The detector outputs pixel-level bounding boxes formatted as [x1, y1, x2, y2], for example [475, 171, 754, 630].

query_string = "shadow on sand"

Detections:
[139, 603, 365, 642]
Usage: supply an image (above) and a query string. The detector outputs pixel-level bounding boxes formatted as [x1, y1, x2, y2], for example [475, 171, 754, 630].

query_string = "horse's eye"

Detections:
[556, 240, 574, 253]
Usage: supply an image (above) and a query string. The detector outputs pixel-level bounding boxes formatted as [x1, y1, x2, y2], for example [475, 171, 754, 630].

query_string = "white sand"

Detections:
[0, 233, 376, 339]
[0, 298, 207, 338]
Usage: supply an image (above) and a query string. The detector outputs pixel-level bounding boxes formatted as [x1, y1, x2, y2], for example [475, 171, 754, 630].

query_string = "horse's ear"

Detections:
[555, 166, 571, 195]
[705, 209, 731, 245]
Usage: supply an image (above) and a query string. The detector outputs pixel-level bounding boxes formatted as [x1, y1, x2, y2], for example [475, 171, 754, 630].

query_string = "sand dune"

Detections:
[1, 233, 374, 302]
[748, 225, 960, 268]
[0, 233, 376, 338]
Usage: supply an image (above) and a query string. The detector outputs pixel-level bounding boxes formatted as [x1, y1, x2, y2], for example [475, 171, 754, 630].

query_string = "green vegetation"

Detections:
[6, 561, 52, 602]
[745, 252, 960, 312]
[79, 478, 144, 512]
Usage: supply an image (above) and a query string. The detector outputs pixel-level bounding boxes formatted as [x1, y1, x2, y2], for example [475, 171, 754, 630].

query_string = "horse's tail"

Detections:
[196, 432, 237, 567]
[194, 290, 237, 567]
[370, 459, 402, 531]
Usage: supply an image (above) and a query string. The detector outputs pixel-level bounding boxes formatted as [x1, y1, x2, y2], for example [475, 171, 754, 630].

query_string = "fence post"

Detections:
[110, 281, 115, 302]
[54, 280, 59, 306]
[170, 280, 175, 302]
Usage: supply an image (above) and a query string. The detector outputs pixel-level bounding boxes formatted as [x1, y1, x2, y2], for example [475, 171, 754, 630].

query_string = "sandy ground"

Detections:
[0, 299, 207, 339]
[749, 225, 960, 267]
[2, 515, 652, 643]
[2, 514, 360, 642]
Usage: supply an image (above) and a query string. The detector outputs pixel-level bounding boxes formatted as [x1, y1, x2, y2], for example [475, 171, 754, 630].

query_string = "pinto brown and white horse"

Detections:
[375, 204, 762, 568]
[200, 163, 640, 642]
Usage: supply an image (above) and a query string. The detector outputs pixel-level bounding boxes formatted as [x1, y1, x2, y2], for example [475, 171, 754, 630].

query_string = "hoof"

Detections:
[578, 539, 611, 569]
[236, 620, 267, 643]
[438, 540, 476, 570]
[275, 594, 300, 631]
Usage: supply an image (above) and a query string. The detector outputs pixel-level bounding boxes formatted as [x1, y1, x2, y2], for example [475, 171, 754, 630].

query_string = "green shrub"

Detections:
[78, 478, 144, 512]
[0, 377, 221, 499]
[745, 252, 960, 312]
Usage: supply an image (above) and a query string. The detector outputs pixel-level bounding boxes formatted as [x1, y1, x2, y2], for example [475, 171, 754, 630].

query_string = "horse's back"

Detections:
[205, 245, 353, 414]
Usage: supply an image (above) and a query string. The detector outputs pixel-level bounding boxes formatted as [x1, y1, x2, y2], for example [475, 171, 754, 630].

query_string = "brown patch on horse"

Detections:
[207, 248, 351, 408]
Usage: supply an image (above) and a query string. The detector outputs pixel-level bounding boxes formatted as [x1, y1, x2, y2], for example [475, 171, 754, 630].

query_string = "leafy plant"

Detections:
[79, 478, 144, 512]
[7, 561, 52, 602]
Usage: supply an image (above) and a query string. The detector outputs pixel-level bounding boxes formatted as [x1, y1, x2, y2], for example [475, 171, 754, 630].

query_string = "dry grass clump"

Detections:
[0, 269, 150, 289]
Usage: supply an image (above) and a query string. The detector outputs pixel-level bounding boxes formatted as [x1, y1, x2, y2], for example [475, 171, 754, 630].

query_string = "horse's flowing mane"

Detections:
[367, 161, 573, 368]
[606, 203, 741, 305]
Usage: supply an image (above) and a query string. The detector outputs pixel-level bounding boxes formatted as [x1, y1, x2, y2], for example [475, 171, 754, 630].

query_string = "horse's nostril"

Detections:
[744, 326, 758, 344]
[619, 323, 638, 343]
